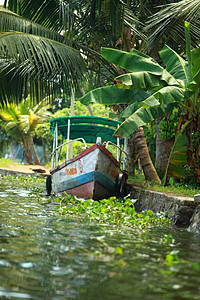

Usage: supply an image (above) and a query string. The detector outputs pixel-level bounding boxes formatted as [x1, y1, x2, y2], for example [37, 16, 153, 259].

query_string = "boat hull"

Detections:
[50, 144, 123, 200]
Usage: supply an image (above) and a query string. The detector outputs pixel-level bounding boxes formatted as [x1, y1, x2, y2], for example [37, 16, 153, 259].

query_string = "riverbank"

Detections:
[0, 164, 50, 177]
[0, 165, 200, 235]
[127, 182, 200, 235]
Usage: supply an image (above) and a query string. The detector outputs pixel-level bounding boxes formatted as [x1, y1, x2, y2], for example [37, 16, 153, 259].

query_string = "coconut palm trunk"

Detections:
[126, 135, 137, 175]
[134, 127, 161, 183]
[23, 144, 34, 165]
[30, 136, 41, 165]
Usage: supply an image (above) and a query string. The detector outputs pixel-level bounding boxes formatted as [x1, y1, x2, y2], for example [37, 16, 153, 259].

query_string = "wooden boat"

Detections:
[46, 116, 128, 200]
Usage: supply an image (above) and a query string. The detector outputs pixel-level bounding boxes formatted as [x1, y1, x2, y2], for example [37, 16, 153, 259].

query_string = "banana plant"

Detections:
[80, 22, 200, 181]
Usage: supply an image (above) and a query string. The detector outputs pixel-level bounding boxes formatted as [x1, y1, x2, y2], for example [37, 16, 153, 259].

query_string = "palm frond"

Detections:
[0, 32, 87, 103]
[145, 0, 200, 53]
[8, 0, 61, 32]
[73, 0, 146, 48]
[0, 8, 65, 43]
[7, 0, 85, 34]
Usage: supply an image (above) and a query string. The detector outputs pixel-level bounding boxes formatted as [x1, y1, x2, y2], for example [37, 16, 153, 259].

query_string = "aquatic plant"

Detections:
[56, 194, 171, 230]
[161, 250, 200, 275]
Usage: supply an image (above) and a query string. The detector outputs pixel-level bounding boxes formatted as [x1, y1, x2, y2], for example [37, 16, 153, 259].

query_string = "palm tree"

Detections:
[0, 98, 52, 164]
[0, 0, 147, 106]
[145, 0, 200, 55]
[0, 0, 147, 176]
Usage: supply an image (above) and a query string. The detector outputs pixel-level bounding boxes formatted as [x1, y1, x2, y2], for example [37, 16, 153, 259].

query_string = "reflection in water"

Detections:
[0, 178, 200, 299]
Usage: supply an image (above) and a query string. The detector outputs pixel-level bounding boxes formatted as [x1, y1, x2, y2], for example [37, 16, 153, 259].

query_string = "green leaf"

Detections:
[114, 103, 174, 138]
[162, 122, 189, 185]
[116, 72, 164, 90]
[80, 85, 150, 106]
[114, 86, 183, 137]
[0, 8, 64, 43]
[191, 48, 200, 80]
[0, 32, 86, 103]
[159, 44, 189, 86]
[185, 21, 192, 82]
[121, 103, 141, 118]
[101, 47, 163, 75]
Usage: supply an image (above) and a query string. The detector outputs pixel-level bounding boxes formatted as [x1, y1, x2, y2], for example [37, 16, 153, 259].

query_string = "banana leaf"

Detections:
[80, 85, 151, 106]
[159, 44, 189, 86]
[168, 134, 187, 176]
[101, 47, 163, 75]
[162, 123, 189, 186]
[114, 85, 184, 137]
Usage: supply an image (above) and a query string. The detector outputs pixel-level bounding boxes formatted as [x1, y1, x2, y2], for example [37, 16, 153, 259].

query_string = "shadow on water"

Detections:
[0, 176, 200, 299]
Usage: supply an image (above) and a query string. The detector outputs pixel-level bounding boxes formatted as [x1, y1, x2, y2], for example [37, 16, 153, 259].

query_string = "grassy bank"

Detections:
[128, 173, 200, 198]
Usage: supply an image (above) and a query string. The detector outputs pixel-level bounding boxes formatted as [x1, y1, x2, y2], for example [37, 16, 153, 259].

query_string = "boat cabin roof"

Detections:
[50, 116, 123, 144]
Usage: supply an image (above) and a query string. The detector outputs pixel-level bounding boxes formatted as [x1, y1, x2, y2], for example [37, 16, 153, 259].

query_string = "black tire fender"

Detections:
[46, 175, 52, 196]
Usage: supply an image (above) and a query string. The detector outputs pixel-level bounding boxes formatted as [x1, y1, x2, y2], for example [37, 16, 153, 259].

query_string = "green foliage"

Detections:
[0, 98, 52, 140]
[143, 123, 157, 163]
[159, 110, 180, 140]
[180, 166, 199, 189]
[0, 173, 45, 187]
[0, 97, 52, 164]
[164, 132, 187, 182]
[54, 100, 112, 119]
[192, 132, 200, 166]
[80, 26, 200, 143]
[192, 132, 200, 150]
[55, 194, 171, 230]
[35, 122, 53, 159]
[153, 183, 200, 198]
[0, 158, 14, 167]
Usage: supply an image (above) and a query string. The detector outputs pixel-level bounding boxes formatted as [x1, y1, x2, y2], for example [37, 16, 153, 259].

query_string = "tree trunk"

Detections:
[126, 135, 136, 175]
[30, 137, 41, 165]
[23, 146, 34, 165]
[155, 117, 174, 175]
[134, 127, 161, 183]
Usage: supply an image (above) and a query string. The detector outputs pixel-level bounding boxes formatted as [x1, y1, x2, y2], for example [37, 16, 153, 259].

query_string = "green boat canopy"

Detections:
[50, 116, 123, 144]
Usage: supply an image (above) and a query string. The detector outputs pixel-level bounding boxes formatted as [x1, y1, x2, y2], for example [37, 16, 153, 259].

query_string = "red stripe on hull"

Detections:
[65, 181, 95, 199]
[63, 180, 114, 200]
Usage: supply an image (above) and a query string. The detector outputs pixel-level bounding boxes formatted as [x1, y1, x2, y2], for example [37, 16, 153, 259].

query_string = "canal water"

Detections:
[0, 175, 200, 299]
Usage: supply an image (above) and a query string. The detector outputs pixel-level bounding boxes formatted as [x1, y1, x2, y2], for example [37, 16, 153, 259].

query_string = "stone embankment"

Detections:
[128, 183, 200, 235]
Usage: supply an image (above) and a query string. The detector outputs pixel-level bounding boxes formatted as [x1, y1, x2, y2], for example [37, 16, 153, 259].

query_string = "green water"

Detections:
[0, 176, 200, 299]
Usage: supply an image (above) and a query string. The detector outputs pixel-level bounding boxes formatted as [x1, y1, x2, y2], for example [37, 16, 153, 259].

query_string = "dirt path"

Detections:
[0, 164, 50, 175]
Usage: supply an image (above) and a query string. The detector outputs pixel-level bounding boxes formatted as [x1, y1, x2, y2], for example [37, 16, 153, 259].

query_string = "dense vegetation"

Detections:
[1, 0, 200, 190]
